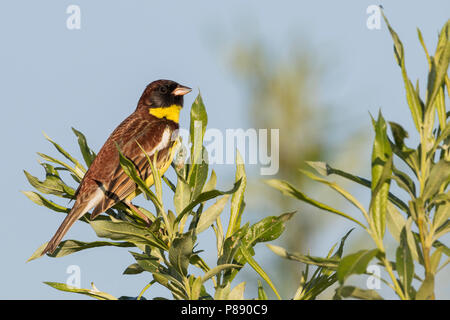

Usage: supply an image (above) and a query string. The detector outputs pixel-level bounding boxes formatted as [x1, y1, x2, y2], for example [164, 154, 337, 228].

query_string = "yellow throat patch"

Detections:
[149, 104, 182, 123]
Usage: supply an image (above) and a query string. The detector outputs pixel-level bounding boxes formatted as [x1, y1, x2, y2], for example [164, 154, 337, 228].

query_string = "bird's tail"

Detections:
[41, 201, 90, 256]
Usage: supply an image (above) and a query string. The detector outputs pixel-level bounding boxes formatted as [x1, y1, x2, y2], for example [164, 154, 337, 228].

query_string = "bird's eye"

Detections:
[159, 86, 168, 94]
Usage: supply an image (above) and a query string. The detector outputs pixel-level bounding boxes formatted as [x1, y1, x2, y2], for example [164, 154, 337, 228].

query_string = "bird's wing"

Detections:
[90, 120, 176, 218]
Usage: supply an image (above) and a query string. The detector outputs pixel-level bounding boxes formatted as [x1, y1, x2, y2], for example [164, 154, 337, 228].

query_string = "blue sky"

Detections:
[0, 1, 448, 299]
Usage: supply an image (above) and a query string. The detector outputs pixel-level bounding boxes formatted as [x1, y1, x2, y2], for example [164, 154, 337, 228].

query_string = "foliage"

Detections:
[267, 14, 450, 300]
[23, 13, 449, 300]
[24, 94, 293, 300]
[229, 18, 364, 298]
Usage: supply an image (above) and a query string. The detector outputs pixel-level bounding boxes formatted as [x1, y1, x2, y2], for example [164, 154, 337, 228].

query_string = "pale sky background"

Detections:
[0, 1, 449, 299]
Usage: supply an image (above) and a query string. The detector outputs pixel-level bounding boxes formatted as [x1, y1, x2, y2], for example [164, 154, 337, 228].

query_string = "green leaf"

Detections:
[386, 202, 407, 242]
[44, 282, 117, 300]
[217, 226, 247, 266]
[227, 150, 247, 237]
[297, 272, 337, 300]
[228, 282, 246, 300]
[202, 264, 241, 283]
[432, 239, 450, 258]
[435, 86, 446, 132]
[168, 230, 196, 277]
[189, 276, 204, 300]
[89, 219, 168, 251]
[308, 162, 410, 214]
[382, 12, 423, 132]
[151, 271, 187, 300]
[217, 226, 249, 285]
[392, 166, 416, 198]
[188, 93, 209, 199]
[40, 240, 133, 259]
[306, 161, 330, 176]
[433, 197, 449, 234]
[300, 169, 369, 219]
[174, 179, 242, 225]
[196, 195, 230, 234]
[257, 280, 268, 300]
[432, 195, 449, 230]
[396, 227, 414, 298]
[388, 121, 420, 175]
[130, 252, 161, 273]
[43, 132, 86, 173]
[162, 175, 176, 193]
[423, 160, 450, 200]
[37, 152, 83, 182]
[267, 244, 339, 270]
[430, 247, 443, 274]
[406, 218, 423, 263]
[242, 212, 295, 248]
[434, 219, 450, 241]
[202, 170, 217, 193]
[24, 166, 75, 198]
[425, 20, 450, 111]
[239, 246, 281, 299]
[190, 254, 210, 273]
[428, 124, 450, 159]
[72, 127, 96, 167]
[337, 249, 379, 284]
[389, 121, 409, 149]
[189, 93, 208, 153]
[230, 212, 295, 282]
[417, 28, 432, 68]
[117, 145, 161, 208]
[22, 191, 69, 213]
[214, 283, 231, 300]
[188, 147, 209, 201]
[370, 111, 393, 240]
[139, 141, 164, 204]
[123, 263, 145, 275]
[416, 274, 435, 300]
[335, 286, 383, 300]
[266, 179, 366, 229]
[174, 164, 191, 217]
[27, 243, 49, 262]
[331, 229, 355, 259]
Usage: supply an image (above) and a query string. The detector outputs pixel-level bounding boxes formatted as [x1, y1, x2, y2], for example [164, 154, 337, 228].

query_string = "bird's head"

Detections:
[138, 79, 191, 111]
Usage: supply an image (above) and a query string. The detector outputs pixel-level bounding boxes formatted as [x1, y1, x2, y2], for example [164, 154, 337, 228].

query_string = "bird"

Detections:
[41, 79, 191, 255]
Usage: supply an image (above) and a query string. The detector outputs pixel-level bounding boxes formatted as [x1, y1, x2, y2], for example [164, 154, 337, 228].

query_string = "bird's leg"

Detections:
[124, 200, 152, 227]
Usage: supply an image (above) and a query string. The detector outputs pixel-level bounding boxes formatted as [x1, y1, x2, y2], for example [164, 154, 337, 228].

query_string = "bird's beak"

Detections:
[172, 85, 192, 96]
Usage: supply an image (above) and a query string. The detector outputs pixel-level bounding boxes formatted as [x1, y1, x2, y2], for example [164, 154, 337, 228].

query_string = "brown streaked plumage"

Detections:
[42, 79, 191, 255]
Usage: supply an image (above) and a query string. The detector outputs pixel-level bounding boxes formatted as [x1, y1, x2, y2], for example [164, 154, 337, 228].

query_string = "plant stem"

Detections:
[137, 280, 155, 300]
[418, 124, 435, 299]
[417, 214, 435, 299]
[381, 255, 407, 300]
[371, 231, 406, 300]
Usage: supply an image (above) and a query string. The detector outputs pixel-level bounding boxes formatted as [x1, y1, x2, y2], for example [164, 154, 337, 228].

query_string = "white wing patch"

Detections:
[85, 187, 104, 214]
[154, 127, 172, 153]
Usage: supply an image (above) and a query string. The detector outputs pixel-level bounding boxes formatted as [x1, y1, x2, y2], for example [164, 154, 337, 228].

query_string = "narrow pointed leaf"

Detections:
[72, 127, 96, 167]
[239, 246, 281, 299]
[266, 179, 366, 229]
[196, 195, 230, 234]
[44, 282, 117, 300]
[337, 249, 379, 284]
